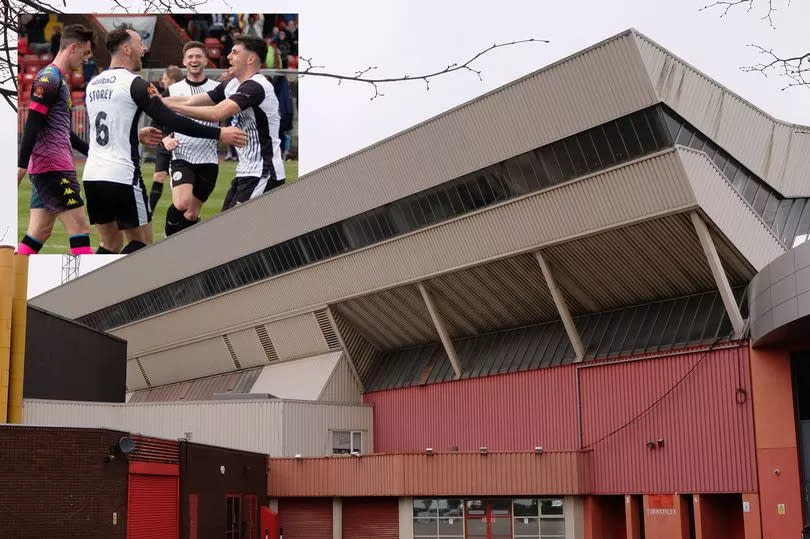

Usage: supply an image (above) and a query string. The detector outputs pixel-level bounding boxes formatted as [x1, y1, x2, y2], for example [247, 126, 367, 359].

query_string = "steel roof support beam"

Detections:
[418, 282, 462, 379]
[689, 211, 745, 338]
[325, 306, 366, 392]
[534, 250, 586, 362]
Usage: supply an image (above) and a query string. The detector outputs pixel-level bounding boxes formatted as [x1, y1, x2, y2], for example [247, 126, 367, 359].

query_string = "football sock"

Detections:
[18, 234, 43, 255]
[149, 181, 164, 211]
[120, 241, 147, 254]
[69, 234, 93, 255]
[96, 246, 116, 254]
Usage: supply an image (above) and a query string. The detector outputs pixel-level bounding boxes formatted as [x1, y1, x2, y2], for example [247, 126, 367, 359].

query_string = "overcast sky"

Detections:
[4, 0, 809, 298]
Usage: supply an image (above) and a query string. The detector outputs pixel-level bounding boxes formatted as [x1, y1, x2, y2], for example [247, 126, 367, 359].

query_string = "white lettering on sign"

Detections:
[647, 508, 677, 516]
[743, 501, 750, 513]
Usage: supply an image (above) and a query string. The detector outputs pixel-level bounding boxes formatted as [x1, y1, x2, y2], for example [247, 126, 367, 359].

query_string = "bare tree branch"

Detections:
[743, 44, 810, 90]
[700, 0, 789, 28]
[299, 38, 548, 100]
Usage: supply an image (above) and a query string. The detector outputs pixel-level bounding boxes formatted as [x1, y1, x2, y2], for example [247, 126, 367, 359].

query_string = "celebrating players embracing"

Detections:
[83, 24, 247, 254]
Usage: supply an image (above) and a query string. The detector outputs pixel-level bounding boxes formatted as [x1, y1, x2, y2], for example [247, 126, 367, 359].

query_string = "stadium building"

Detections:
[18, 29, 810, 538]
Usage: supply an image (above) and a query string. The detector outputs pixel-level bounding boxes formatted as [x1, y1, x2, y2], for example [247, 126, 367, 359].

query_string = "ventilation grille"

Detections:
[315, 309, 341, 350]
[135, 358, 152, 387]
[254, 324, 279, 362]
[222, 334, 242, 369]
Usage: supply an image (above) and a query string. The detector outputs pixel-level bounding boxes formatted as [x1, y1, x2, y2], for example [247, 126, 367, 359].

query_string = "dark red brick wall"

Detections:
[179, 441, 267, 539]
[0, 426, 129, 539]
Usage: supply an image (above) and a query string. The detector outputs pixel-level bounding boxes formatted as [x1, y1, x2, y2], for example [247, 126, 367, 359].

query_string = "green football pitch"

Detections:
[17, 159, 298, 254]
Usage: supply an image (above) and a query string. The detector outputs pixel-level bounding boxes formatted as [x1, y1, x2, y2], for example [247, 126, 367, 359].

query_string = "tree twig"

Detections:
[299, 38, 548, 100]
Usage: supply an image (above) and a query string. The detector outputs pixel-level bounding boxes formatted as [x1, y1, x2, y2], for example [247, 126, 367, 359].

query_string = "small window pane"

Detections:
[513, 517, 540, 536]
[351, 431, 362, 453]
[438, 517, 463, 535]
[490, 499, 511, 515]
[540, 499, 564, 516]
[537, 146, 563, 184]
[565, 138, 588, 175]
[579, 132, 602, 171]
[513, 499, 539, 517]
[675, 122, 694, 146]
[413, 499, 438, 517]
[552, 142, 575, 179]
[590, 126, 615, 167]
[491, 518, 511, 535]
[466, 519, 486, 535]
[540, 519, 565, 536]
[616, 116, 643, 156]
[438, 499, 463, 517]
[631, 110, 657, 152]
[413, 517, 437, 535]
[332, 431, 351, 454]
[601, 121, 627, 162]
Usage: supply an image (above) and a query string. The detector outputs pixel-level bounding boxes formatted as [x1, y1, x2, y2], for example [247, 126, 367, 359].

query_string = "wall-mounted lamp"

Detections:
[294, 454, 303, 459]
[646, 441, 656, 450]
[534, 446, 544, 455]
[657, 438, 665, 448]
[479, 447, 488, 455]
[425, 448, 434, 455]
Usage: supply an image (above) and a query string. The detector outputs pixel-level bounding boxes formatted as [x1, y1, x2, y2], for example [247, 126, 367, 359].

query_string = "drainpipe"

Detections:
[8, 254, 28, 423]
[0, 246, 14, 423]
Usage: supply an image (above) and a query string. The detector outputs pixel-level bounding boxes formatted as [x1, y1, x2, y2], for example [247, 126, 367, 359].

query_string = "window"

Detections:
[414, 499, 464, 538]
[513, 498, 565, 538]
[332, 430, 363, 454]
[225, 495, 242, 539]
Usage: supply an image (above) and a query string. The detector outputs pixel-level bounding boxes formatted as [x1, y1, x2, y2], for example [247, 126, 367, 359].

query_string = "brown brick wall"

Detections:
[0, 426, 129, 539]
[179, 441, 267, 539]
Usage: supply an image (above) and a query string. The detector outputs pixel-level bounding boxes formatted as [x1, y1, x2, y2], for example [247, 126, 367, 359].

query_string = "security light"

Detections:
[479, 447, 488, 455]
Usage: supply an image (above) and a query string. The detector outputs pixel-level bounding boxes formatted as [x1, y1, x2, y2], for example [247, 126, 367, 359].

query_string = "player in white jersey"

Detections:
[155, 42, 222, 236]
[83, 24, 247, 253]
[164, 36, 285, 211]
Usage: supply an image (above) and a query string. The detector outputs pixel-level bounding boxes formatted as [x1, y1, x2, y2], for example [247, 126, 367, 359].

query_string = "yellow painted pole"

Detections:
[8, 254, 29, 423]
[0, 246, 14, 423]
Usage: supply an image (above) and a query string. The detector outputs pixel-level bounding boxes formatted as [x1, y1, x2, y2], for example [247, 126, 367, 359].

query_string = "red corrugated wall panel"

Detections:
[581, 345, 757, 493]
[342, 497, 398, 539]
[365, 365, 578, 452]
[278, 498, 332, 539]
[364, 343, 757, 494]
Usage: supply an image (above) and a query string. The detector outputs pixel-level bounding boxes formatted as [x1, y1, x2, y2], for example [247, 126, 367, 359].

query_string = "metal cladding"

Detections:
[749, 239, 810, 346]
[29, 29, 804, 323]
[267, 451, 590, 497]
[365, 288, 736, 391]
[365, 343, 757, 494]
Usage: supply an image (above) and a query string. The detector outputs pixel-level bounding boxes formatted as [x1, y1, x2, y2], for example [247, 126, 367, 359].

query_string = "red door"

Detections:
[278, 498, 332, 539]
[342, 497, 398, 539]
[464, 499, 512, 539]
[127, 470, 180, 539]
[260, 506, 280, 539]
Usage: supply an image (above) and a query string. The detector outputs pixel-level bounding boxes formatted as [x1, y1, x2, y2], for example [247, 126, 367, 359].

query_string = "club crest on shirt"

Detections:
[172, 171, 183, 182]
[33, 86, 44, 98]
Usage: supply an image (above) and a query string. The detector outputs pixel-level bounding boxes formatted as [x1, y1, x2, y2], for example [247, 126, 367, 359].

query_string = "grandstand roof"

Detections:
[29, 29, 805, 392]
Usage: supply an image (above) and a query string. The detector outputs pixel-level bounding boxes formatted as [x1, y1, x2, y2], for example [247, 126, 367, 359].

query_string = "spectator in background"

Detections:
[272, 74, 294, 160]
[269, 26, 280, 45]
[245, 14, 264, 39]
[148, 65, 184, 209]
[264, 39, 281, 69]
[187, 14, 210, 42]
[276, 31, 291, 68]
[82, 57, 98, 85]
[284, 19, 297, 56]
[49, 25, 61, 58]
[24, 14, 50, 54]
[209, 14, 226, 39]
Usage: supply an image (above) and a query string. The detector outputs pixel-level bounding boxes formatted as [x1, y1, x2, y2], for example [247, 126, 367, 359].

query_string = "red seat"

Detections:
[287, 55, 298, 69]
[71, 91, 84, 106]
[21, 72, 35, 88]
[18, 37, 30, 55]
[204, 37, 222, 49]
[71, 71, 84, 88]
[25, 63, 40, 74]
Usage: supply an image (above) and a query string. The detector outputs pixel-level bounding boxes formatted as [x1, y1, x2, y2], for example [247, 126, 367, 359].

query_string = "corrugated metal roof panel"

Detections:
[634, 32, 810, 198]
[128, 368, 263, 403]
[31, 31, 659, 319]
[365, 289, 737, 391]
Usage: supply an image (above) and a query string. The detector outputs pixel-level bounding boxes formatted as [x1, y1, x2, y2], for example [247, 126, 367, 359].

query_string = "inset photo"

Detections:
[17, 13, 298, 254]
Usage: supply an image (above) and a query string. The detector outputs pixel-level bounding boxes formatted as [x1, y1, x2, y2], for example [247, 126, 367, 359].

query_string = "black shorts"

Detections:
[28, 170, 84, 214]
[221, 175, 284, 211]
[155, 148, 171, 174]
[170, 160, 219, 202]
[84, 178, 152, 230]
